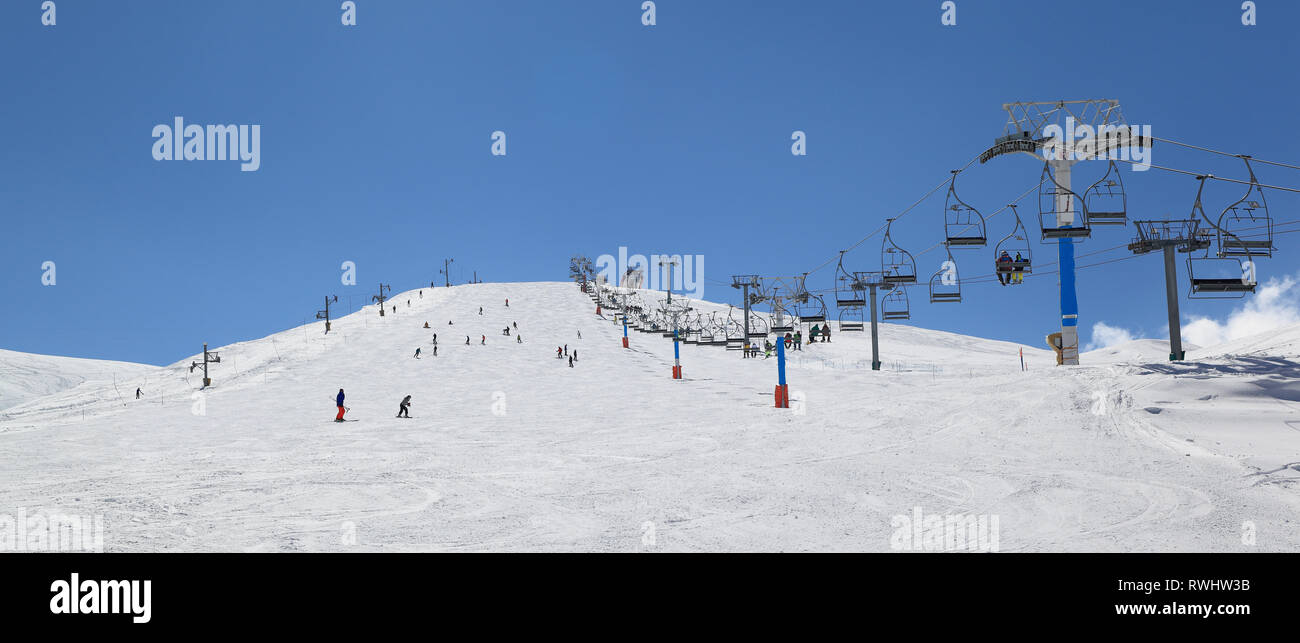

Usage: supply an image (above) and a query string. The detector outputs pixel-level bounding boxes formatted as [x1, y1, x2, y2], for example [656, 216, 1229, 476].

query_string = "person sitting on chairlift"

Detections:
[997, 251, 1014, 286]
[1012, 252, 1027, 284]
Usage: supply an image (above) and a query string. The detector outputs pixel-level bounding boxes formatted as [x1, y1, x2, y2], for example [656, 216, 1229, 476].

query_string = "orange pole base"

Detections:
[672, 365, 682, 379]
[622, 337, 629, 348]
[774, 384, 789, 408]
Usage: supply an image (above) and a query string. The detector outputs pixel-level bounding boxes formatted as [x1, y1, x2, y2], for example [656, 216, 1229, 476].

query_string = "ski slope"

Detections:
[0, 348, 158, 413]
[1, 281, 1297, 552]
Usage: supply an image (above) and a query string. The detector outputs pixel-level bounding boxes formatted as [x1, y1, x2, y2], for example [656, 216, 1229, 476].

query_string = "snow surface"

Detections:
[1, 282, 1297, 552]
[0, 348, 158, 413]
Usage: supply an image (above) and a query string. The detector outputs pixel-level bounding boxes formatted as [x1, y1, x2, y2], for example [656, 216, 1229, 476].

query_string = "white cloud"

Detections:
[1183, 274, 1300, 348]
[1084, 321, 1140, 352]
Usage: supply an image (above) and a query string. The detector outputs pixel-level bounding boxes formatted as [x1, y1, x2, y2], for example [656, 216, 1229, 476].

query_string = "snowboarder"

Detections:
[424, 322, 430, 328]
[572, 350, 577, 362]
[481, 335, 486, 345]
[448, 320, 454, 325]
[335, 389, 346, 422]
[414, 347, 421, 359]
[568, 355, 574, 368]
[433, 346, 438, 357]
[466, 336, 471, 345]
[433, 334, 438, 345]
[478, 306, 483, 315]
[503, 327, 511, 336]
[397, 395, 412, 418]
[505, 299, 509, 307]
[419, 290, 423, 298]
[577, 330, 582, 339]
[135, 387, 142, 399]
[516, 335, 522, 344]
[512, 322, 517, 329]
[564, 344, 568, 356]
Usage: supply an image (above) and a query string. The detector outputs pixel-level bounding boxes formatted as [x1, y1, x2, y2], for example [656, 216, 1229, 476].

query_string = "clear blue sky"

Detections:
[2, 0, 1298, 365]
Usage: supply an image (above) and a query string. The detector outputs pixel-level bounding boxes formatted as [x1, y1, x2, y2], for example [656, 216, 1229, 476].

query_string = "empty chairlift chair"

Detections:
[1215, 156, 1275, 258]
[1187, 176, 1258, 299]
[769, 295, 795, 333]
[838, 305, 865, 331]
[793, 274, 827, 323]
[881, 285, 911, 321]
[1084, 160, 1127, 226]
[994, 204, 1033, 286]
[881, 219, 918, 285]
[944, 170, 988, 247]
[928, 242, 962, 303]
[835, 252, 867, 306]
[1039, 163, 1091, 241]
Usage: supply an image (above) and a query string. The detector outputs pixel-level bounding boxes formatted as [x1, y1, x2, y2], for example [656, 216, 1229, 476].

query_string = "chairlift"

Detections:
[881, 219, 917, 284]
[994, 204, 1033, 285]
[1187, 175, 1257, 298]
[1039, 163, 1091, 241]
[835, 251, 866, 306]
[1084, 160, 1127, 225]
[724, 307, 746, 349]
[838, 305, 865, 331]
[944, 170, 987, 246]
[747, 312, 770, 339]
[1215, 156, 1274, 257]
[881, 285, 911, 320]
[928, 242, 962, 303]
[770, 294, 795, 333]
[792, 274, 827, 322]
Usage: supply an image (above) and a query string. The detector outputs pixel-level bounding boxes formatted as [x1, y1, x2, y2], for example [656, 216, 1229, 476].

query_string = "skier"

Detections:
[481, 335, 486, 345]
[449, 320, 454, 325]
[564, 344, 568, 356]
[516, 335, 522, 344]
[433, 346, 438, 357]
[512, 322, 517, 329]
[577, 330, 582, 339]
[809, 324, 820, 344]
[424, 322, 430, 328]
[135, 387, 142, 399]
[556, 346, 563, 359]
[397, 395, 412, 418]
[1013, 252, 1028, 284]
[997, 250, 1014, 286]
[568, 355, 574, 368]
[572, 349, 578, 362]
[478, 306, 483, 315]
[794, 330, 802, 351]
[503, 327, 510, 336]
[407, 300, 410, 307]
[414, 347, 421, 359]
[419, 290, 423, 298]
[335, 389, 346, 422]
[433, 334, 438, 345]
[466, 336, 471, 345]
[505, 299, 509, 307]
[822, 325, 831, 343]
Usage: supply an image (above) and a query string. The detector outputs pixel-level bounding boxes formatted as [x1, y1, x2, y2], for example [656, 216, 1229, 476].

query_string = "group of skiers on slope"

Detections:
[332, 296, 586, 420]
[556, 344, 579, 368]
[334, 389, 412, 421]
[996, 251, 1029, 286]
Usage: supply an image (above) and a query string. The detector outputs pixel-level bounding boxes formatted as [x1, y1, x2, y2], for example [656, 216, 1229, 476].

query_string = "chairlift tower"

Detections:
[731, 275, 762, 357]
[190, 343, 221, 388]
[852, 271, 891, 371]
[981, 99, 1152, 365]
[1127, 220, 1210, 361]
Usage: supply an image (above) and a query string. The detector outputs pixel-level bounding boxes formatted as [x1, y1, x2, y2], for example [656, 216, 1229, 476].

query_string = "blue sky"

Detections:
[2, 0, 1299, 365]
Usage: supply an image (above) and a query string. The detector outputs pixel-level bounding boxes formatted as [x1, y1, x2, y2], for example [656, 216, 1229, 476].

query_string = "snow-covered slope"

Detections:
[1082, 339, 1200, 365]
[0, 348, 158, 412]
[1, 282, 1296, 552]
